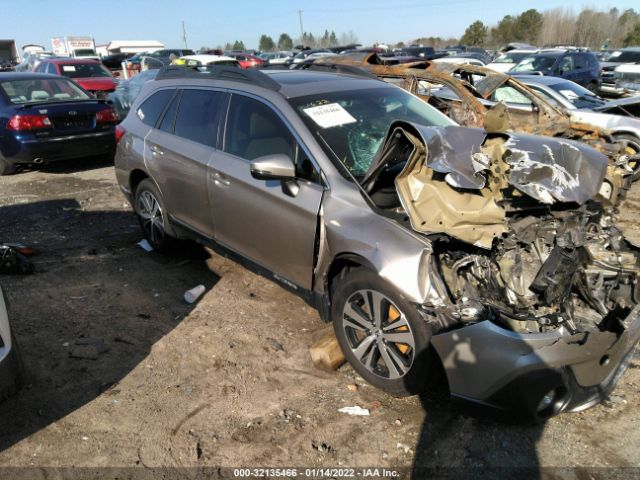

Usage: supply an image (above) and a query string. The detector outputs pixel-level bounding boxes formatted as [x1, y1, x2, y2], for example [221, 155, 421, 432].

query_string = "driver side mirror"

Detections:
[250, 154, 296, 180]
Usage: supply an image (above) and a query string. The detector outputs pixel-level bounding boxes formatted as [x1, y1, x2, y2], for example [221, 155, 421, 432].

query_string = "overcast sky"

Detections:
[4, 0, 638, 50]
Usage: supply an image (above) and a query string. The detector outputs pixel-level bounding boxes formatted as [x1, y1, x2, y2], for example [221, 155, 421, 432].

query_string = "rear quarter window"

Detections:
[136, 89, 174, 127]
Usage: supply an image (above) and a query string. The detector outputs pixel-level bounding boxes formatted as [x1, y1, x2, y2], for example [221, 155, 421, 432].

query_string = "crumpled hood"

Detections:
[370, 124, 608, 205]
[364, 123, 609, 248]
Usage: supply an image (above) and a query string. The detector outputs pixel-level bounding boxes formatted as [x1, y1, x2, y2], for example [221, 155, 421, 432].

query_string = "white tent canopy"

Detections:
[106, 40, 164, 54]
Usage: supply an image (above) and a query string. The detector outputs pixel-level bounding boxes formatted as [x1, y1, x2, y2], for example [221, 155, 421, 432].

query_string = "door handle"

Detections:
[211, 171, 230, 186]
[150, 145, 164, 156]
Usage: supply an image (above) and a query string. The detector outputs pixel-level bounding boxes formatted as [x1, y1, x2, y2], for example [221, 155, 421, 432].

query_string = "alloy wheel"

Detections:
[341, 289, 415, 380]
[136, 190, 165, 244]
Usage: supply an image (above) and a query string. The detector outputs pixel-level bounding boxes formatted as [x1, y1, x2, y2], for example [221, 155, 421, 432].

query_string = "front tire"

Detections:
[331, 268, 434, 396]
[134, 179, 175, 253]
[614, 133, 640, 174]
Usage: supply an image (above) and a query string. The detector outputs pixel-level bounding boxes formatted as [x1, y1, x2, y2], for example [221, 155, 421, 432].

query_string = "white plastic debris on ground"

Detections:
[137, 239, 154, 252]
[338, 406, 370, 416]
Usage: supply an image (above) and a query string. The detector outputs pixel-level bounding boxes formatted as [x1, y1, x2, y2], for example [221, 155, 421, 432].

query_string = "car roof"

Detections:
[46, 58, 101, 64]
[151, 68, 386, 100]
[497, 49, 538, 55]
[0, 72, 72, 80]
[261, 69, 385, 98]
[528, 51, 564, 57]
[511, 75, 568, 86]
[180, 54, 237, 62]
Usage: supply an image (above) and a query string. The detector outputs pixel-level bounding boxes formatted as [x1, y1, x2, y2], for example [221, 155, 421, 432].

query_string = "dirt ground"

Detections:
[0, 158, 639, 479]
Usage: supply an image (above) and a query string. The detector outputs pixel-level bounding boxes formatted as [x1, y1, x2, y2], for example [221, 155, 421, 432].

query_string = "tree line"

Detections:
[458, 7, 640, 48]
[206, 30, 359, 53]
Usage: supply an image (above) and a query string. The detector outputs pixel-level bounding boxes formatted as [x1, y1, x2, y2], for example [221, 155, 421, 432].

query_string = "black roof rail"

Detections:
[292, 61, 378, 80]
[155, 65, 281, 91]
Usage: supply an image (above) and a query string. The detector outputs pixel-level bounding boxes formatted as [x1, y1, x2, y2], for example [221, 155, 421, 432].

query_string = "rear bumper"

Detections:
[3, 131, 115, 164]
[431, 305, 640, 419]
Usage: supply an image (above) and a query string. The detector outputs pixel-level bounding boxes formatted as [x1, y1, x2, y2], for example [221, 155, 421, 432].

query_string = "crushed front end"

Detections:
[366, 123, 640, 419]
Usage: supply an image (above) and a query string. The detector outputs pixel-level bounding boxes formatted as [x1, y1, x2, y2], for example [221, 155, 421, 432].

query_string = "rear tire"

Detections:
[0, 155, 16, 176]
[331, 268, 435, 396]
[134, 179, 175, 253]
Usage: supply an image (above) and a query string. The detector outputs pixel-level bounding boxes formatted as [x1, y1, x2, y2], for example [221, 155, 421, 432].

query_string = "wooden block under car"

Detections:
[309, 326, 346, 371]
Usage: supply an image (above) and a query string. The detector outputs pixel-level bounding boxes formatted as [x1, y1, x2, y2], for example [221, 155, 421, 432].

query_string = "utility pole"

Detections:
[297, 10, 304, 40]
[182, 20, 188, 49]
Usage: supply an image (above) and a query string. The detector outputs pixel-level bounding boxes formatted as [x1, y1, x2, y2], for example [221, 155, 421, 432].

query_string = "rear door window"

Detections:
[136, 89, 174, 127]
[47, 63, 58, 74]
[172, 89, 224, 147]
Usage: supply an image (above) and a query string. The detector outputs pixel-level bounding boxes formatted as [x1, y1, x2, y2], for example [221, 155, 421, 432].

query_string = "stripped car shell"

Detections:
[314, 120, 640, 419]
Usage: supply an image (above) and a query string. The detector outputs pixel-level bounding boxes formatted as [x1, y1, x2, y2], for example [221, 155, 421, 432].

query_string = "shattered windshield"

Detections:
[289, 86, 454, 176]
[548, 81, 606, 109]
[492, 52, 533, 64]
[512, 55, 558, 72]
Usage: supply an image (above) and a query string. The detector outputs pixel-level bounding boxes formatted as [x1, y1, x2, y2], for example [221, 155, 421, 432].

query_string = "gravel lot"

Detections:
[0, 158, 639, 479]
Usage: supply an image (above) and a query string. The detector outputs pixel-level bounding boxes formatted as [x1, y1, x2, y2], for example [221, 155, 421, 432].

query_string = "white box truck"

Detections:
[51, 36, 99, 59]
[0, 39, 18, 71]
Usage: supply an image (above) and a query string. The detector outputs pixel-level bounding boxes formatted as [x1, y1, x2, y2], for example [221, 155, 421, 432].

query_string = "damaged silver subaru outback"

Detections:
[115, 65, 640, 421]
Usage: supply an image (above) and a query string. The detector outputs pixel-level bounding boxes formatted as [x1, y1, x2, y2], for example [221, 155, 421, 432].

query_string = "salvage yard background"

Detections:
[0, 158, 639, 473]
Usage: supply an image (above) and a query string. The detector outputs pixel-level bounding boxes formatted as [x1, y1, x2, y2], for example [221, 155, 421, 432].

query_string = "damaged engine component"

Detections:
[365, 122, 640, 335]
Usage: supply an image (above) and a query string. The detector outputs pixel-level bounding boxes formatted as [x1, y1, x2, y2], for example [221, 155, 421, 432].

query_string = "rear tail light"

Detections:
[7, 114, 52, 131]
[115, 125, 125, 143]
[96, 108, 117, 123]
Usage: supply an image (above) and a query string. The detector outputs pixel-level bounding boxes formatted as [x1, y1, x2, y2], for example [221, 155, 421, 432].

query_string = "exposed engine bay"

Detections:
[364, 122, 640, 335]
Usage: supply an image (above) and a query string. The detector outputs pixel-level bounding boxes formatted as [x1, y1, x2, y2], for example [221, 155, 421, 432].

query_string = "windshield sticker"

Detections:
[559, 90, 579, 100]
[62, 66, 76, 72]
[303, 103, 357, 129]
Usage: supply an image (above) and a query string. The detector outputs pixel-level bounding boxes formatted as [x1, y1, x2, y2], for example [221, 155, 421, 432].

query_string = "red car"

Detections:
[224, 52, 265, 69]
[34, 59, 117, 99]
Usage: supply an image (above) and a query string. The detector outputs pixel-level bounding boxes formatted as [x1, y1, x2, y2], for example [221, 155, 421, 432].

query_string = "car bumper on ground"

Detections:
[0, 287, 22, 401]
[431, 305, 640, 420]
[3, 131, 115, 164]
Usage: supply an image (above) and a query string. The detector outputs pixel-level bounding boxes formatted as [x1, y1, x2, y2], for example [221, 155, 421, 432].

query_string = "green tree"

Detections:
[460, 20, 488, 46]
[329, 31, 338, 46]
[624, 21, 640, 46]
[259, 35, 275, 51]
[513, 9, 543, 43]
[231, 40, 245, 51]
[620, 8, 639, 25]
[277, 33, 293, 50]
[301, 32, 315, 47]
[320, 29, 330, 47]
[395, 41, 405, 49]
[491, 15, 515, 45]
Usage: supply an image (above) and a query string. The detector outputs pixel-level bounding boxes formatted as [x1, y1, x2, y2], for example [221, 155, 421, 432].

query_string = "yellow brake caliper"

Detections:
[388, 305, 410, 354]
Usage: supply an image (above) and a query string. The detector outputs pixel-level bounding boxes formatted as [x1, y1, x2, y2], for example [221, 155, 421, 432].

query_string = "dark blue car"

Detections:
[509, 49, 601, 92]
[0, 72, 117, 175]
